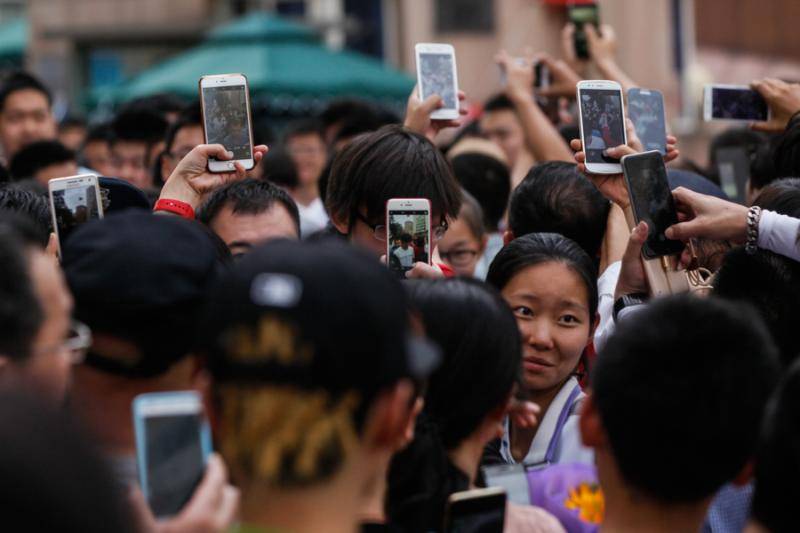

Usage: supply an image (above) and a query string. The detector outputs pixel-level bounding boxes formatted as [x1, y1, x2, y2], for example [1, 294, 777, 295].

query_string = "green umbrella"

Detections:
[92, 12, 413, 108]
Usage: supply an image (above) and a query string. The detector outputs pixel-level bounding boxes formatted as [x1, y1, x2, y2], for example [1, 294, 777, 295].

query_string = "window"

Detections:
[436, 0, 494, 33]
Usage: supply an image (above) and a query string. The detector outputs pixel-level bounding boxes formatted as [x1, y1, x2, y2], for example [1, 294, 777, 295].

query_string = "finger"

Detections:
[202, 144, 234, 161]
[215, 486, 241, 529]
[666, 135, 678, 145]
[569, 138, 583, 152]
[379, 254, 387, 265]
[625, 118, 643, 151]
[750, 121, 774, 133]
[605, 144, 636, 159]
[670, 186, 700, 208]
[574, 151, 586, 164]
[624, 221, 648, 262]
[495, 49, 511, 67]
[664, 220, 698, 241]
[233, 162, 247, 180]
[189, 454, 227, 510]
[584, 23, 600, 44]
[420, 94, 444, 113]
[664, 148, 680, 163]
[457, 90, 466, 101]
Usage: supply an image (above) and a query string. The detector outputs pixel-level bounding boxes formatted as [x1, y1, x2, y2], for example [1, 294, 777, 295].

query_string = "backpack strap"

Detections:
[543, 383, 583, 464]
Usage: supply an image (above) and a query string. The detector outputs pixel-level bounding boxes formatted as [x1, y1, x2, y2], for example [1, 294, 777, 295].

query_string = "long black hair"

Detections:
[386, 278, 521, 532]
[486, 232, 599, 319]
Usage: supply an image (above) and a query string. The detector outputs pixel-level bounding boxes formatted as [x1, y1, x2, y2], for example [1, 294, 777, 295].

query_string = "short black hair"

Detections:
[0, 185, 52, 242]
[319, 99, 380, 130]
[773, 114, 800, 180]
[753, 177, 800, 218]
[0, 225, 42, 360]
[83, 123, 113, 144]
[714, 247, 800, 367]
[260, 146, 299, 189]
[751, 358, 800, 533]
[110, 108, 168, 146]
[509, 161, 610, 258]
[9, 140, 75, 181]
[283, 119, 324, 144]
[0, 71, 52, 113]
[483, 93, 515, 113]
[451, 152, 510, 231]
[325, 125, 462, 228]
[163, 102, 202, 154]
[120, 93, 185, 118]
[59, 115, 86, 131]
[197, 178, 300, 236]
[594, 296, 779, 503]
[332, 114, 384, 146]
[0, 390, 135, 532]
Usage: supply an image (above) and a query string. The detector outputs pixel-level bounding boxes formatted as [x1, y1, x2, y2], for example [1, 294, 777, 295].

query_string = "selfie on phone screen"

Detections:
[581, 90, 625, 163]
[201, 84, 252, 160]
[388, 212, 429, 277]
[418, 53, 457, 110]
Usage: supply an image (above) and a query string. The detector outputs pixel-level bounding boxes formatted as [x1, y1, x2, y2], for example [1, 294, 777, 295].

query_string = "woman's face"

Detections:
[437, 217, 484, 277]
[501, 261, 593, 394]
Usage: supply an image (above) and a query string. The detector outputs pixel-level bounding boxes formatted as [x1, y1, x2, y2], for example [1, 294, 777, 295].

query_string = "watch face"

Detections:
[614, 293, 648, 321]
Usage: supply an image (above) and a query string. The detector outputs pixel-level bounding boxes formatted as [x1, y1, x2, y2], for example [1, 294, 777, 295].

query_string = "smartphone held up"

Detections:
[703, 84, 769, 122]
[577, 80, 627, 174]
[386, 198, 432, 279]
[199, 73, 255, 172]
[48, 174, 104, 256]
[415, 43, 460, 120]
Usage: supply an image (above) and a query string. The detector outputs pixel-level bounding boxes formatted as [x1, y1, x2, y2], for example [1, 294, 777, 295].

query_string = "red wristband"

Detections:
[154, 199, 195, 220]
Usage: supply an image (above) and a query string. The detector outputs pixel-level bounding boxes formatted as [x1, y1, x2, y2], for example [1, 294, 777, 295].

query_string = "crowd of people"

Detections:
[1, 15, 800, 533]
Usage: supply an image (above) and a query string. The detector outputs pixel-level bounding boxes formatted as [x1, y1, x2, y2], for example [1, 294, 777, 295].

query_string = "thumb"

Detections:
[670, 186, 700, 209]
[750, 121, 774, 133]
[419, 94, 443, 113]
[201, 144, 234, 161]
[623, 221, 648, 262]
[665, 220, 696, 241]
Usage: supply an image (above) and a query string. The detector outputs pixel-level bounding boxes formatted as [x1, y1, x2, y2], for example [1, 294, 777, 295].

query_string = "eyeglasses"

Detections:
[439, 249, 480, 267]
[354, 212, 449, 242]
[32, 320, 92, 365]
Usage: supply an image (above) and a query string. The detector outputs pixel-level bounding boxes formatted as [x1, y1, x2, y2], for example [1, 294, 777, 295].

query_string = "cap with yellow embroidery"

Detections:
[202, 239, 439, 396]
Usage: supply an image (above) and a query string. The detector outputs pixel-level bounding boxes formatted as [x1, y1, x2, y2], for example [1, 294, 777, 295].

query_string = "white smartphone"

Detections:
[199, 73, 255, 172]
[386, 198, 432, 279]
[415, 43, 459, 121]
[703, 84, 769, 122]
[48, 174, 104, 254]
[133, 391, 212, 518]
[482, 464, 531, 506]
[577, 80, 627, 174]
[443, 487, 506, 533]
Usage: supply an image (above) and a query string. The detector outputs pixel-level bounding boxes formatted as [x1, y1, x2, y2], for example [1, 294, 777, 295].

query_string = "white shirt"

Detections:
[593, 261, 622, 354]
[296, 197, 329, 238]
[499, 377, 594, 466]
[758, 210, 800, 262]
[393, 246, 415, 267]
[473, 232, 505, 280]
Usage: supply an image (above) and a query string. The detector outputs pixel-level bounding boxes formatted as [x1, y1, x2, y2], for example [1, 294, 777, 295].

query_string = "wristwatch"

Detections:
[613, 293, 649, 321]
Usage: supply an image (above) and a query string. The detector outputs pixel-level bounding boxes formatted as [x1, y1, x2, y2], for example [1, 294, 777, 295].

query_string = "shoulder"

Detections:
[506, 503, 567, 533]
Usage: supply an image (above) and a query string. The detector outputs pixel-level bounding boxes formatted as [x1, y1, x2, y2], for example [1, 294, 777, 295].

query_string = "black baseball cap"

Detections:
[202, 239, 439, 398]
[98, 177, 150, 213]
[62, 211, 223, 377]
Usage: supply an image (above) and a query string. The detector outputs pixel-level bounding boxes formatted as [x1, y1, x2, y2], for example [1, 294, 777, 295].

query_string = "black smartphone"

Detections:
[568, 2, 599, 60]
[703, 85, 769, 122]
[534, 62, 559, 123]
[621, 151, 685, 259]
[715, 146, 750, 204]
[628, 88, 667, 155]
[443, 487, 506, 533]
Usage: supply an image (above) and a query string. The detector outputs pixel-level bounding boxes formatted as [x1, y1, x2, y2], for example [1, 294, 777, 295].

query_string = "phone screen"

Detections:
[52, 184, 101, 245]
[144, 413, 206, 517]
[568, 4, 598, 59]
[580, 89, 625, 164]
[388, 210, 430, 278]
[483, 465, 530, 506]
[445, 494, 506, 533]
[624, 153, 685, 258]
[716, 146, 750, 204]
[711, 87, 768, 121]
[628, 90, 667, 155]
[418, 52, 457, 110]
[202, 84, 252, 160]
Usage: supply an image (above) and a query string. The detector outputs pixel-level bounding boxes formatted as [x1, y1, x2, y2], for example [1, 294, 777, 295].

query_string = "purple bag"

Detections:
[527, 463, 603, 533]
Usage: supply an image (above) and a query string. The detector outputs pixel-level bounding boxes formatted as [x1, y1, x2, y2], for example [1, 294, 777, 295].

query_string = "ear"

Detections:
[362, 380, 415, 451]
[330, 211, 350, 235]
[401, 397, 425, 448]
[587, 312, 600, 346]
[503, 230, 514, 246]
[732, 460, 755, 486]
[579, 392, 605, 449]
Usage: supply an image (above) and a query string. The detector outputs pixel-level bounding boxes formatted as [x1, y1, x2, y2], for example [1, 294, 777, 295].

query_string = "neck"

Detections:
[447, 436, 486, 487]
[597, 451, 711, 533]
[292, 183, 319, 206]
[241, 477, 363, 533]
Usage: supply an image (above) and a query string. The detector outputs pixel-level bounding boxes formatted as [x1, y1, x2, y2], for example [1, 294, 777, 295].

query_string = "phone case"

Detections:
[198, 74, 255, 172]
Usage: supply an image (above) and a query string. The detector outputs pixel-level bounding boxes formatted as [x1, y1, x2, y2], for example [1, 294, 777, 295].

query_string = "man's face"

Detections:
[210, 203, 299, 258]
[111, 141, 152, 190]
[0, 89, 57, 160]
[479, 109, 525, 168]
[59, 125, 86, 152]
[82, 139, 115, 177]
[287, 133, 327, 188]
[161, 125, 204, 182]
[34, 160, 79, 186]
[19, 249, 73, 404]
